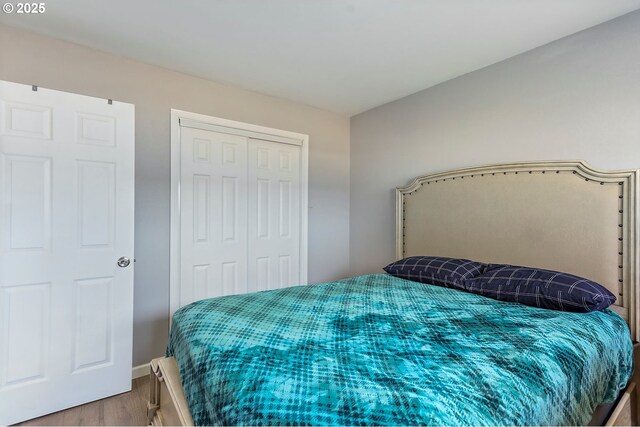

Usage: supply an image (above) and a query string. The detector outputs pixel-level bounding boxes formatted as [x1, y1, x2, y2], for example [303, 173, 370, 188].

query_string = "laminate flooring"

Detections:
[15, 376, 149, 426]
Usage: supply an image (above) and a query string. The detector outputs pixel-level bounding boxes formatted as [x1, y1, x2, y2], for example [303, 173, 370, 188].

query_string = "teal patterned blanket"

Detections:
[167, 274, 633, 426]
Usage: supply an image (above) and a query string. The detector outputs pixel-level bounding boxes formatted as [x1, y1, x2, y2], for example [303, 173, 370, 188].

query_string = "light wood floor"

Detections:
[15, 376, 149, 426]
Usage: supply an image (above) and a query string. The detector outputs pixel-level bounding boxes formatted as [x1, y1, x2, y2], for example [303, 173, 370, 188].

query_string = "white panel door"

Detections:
[247, 138, 301, 291]
[0, 81, 134, 425]
[180, 127, 247, 306]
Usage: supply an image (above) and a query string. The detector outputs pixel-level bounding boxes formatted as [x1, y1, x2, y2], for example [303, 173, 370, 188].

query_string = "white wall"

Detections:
[350, 10, 640, 276]
[0, 24, 351, 365]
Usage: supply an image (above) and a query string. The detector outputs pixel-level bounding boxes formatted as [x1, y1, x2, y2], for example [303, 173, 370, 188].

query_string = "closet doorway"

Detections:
[170, 110, 308, 318]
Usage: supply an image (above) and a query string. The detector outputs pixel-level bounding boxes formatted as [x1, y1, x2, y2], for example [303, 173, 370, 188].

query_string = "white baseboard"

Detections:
[132, 362, 150, 379]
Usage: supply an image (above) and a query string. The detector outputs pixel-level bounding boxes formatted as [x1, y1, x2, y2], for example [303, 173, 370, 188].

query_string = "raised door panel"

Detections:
[2, 155, 51, 251]
[76, 113, 115, 147]
[191, 264, 210, 301]
[222, 177, 238, 243]
[0, 283, 50, 388]
[192, 174, 211, 244]
[256, 178, 271, 239]
[1, 101, 52, 140]
[72, 277, 113, 372]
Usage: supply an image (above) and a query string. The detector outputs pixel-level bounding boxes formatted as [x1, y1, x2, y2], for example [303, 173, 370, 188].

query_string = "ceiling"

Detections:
[2, 0, 640, 115]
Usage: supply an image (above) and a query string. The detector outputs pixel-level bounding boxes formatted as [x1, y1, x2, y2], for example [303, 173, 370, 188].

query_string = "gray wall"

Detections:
[350, 10, 640, 276]
[0, 24, 351, 366]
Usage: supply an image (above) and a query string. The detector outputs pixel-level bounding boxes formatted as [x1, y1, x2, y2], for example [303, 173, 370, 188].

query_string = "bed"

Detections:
[148, 160, 640, 426]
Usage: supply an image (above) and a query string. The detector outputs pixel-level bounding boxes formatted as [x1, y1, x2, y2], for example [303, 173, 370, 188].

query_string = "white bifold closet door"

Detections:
[247, 139, 300, 292]
[179, 126, 301, 307]
[180, 127, 248, 301]
[0, 81, 134, 425]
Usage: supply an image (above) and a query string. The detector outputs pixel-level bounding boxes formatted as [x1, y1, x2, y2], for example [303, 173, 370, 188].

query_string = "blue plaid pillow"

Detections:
[383, 256, 486, 290]
[466, 264, 616, 312]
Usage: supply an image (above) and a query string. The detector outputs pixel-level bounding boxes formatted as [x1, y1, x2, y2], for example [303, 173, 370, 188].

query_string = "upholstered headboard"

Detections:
[396, 161, 639, 340]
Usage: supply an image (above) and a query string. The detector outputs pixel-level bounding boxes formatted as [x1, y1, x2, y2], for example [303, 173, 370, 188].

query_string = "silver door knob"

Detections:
[117, 257, 131, 268]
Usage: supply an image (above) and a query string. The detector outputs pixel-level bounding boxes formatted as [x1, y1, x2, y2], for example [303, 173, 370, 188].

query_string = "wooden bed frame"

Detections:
[149, 161, 640, 426]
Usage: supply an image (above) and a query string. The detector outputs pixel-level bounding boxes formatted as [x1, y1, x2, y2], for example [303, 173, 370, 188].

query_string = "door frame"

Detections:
[169, 109, 309, 320]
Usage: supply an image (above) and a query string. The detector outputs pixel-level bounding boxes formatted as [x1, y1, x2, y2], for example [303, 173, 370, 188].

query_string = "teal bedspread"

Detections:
[167, 273, 633, 426]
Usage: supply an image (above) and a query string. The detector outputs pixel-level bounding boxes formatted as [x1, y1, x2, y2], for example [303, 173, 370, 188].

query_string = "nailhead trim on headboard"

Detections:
[395, 161, 639, 340]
